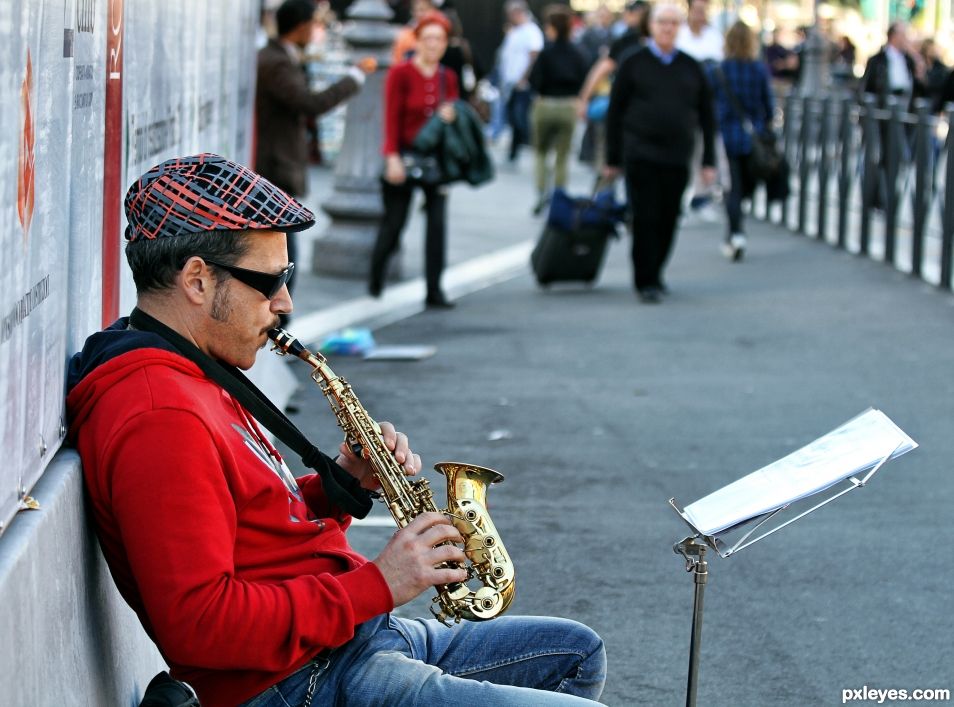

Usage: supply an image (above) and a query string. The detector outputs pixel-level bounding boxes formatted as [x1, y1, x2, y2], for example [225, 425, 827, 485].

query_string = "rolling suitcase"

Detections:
[531, 185, 625, 286]
[531, 223, 616, 285]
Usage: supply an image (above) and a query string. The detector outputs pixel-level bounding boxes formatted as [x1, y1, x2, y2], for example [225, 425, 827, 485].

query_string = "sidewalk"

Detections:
[286, 144, 597, 344]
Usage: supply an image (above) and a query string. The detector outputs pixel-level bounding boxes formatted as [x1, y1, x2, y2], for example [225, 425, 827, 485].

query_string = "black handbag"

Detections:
[714, 66, 783, 181]
[747, 129, 783, 182]
[400, 151, 443, 185]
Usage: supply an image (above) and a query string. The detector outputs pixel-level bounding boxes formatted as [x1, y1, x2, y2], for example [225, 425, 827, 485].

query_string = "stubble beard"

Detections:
[210, 281, 232, 323]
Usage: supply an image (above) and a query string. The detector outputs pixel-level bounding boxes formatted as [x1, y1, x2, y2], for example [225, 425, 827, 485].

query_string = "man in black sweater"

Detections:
[603, 2, 716, 303]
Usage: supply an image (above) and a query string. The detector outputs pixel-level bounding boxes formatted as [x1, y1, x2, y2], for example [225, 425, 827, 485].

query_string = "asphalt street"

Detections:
[277, 155, 954, 706]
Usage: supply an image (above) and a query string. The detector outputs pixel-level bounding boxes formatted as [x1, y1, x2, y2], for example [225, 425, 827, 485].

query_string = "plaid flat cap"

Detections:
[124, 153, 315, 242]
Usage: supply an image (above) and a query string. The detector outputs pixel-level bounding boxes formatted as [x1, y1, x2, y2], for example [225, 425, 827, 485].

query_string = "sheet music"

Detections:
[682, 409, 917, 536]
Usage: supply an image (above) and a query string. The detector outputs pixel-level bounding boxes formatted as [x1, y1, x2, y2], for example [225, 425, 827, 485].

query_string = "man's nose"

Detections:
[271, 285, 293, 315]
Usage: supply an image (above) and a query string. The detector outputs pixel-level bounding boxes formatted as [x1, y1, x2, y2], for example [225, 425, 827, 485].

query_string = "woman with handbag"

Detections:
[711, 20, 774, 262]
[369, 10, 459, 308]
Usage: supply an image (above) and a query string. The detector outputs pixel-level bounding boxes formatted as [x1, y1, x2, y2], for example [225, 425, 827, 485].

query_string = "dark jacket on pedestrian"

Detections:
[528, 40, 589, 97]
[605, 46, 716, 169]
[255, 38, 360, 196]
[412, 100, 494, 186]
[860, 48, 924, 109]
[923, 58, 948, 108]
[934, 68, 954, 114]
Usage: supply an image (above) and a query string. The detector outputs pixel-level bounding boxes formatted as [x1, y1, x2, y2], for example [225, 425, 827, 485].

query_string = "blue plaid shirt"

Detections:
[708, 59, 774, 157]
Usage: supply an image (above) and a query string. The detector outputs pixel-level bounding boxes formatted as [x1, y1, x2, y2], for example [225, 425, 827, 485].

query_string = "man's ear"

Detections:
[178, 256, 214, 305]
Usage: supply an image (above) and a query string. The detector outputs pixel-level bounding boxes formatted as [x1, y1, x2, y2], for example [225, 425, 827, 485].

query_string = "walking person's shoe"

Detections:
[721, 233, 746, 262]
[532, 193, 549, 217]
[425, 292, 456, 309]
[637, 286, 663, 304]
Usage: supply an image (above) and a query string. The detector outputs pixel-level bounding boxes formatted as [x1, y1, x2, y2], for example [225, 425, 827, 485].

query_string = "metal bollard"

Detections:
[817, 96, 832, 242]
[941, 106, 954, 290]
[911, 99, 932, 278]
[836, 95, 853, 250]
[797, 96, 812, 234]
[883, 97, 904, 265]
[782, 93, 798, 226]
[859, 95, 879, 256]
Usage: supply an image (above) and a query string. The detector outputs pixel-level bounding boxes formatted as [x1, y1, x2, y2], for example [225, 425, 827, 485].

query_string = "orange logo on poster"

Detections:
[18, 48, 36, 241]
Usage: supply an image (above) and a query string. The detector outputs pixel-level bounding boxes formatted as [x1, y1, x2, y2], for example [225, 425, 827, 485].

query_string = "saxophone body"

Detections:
[268, 328, 515, 624]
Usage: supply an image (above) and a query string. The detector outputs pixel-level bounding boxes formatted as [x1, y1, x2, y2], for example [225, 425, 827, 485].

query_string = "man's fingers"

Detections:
[419, 522, 464, 547]
[401, 513, 463, 545]
[404, 452, 421, 475]
[392, 432, 409, 463]
[378, 420, 396, 446]
[432, 567, 470, 585]
[377, 422, 414, 466]
[429, 543, 467, 565]
[404, 511, 453, 533]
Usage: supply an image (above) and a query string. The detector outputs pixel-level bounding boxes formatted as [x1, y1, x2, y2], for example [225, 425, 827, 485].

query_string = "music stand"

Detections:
[667, 409, 917, 707]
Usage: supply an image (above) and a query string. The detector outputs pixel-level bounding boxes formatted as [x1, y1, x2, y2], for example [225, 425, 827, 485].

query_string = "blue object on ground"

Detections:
[319, 328, 376, 356]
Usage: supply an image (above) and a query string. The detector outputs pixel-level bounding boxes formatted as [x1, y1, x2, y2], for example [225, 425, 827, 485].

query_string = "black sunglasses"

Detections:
[204, 260, 295, 300]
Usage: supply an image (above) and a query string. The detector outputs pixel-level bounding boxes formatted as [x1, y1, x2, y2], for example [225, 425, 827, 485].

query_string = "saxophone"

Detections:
[268, 328, 516, 624]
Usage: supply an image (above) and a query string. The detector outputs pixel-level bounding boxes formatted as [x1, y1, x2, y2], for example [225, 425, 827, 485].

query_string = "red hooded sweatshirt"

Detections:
[66, 324, 393, 707]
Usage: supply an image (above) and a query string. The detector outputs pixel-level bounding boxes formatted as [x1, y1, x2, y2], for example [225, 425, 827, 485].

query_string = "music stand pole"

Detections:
[675, 538, 709, 707]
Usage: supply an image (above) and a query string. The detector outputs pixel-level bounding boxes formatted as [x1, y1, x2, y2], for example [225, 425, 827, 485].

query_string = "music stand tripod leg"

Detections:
[675, 538, 709, 707]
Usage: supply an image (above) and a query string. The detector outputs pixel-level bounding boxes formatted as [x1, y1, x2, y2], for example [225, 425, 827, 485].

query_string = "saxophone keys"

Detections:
[469, 587, 503, 619]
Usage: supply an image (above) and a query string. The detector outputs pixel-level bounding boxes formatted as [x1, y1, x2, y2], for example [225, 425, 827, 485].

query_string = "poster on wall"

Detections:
[0, 0, 76, 532]
[0, 0, 258, 534]
[68, 0, 106, 352]
[118, 0, 259, 314]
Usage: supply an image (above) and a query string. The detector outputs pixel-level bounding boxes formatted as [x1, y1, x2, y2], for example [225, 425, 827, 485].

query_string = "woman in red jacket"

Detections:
[369, 10, 459, 308]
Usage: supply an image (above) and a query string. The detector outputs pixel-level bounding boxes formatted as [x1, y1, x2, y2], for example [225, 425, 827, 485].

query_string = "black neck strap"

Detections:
[128, 307, 372, 518]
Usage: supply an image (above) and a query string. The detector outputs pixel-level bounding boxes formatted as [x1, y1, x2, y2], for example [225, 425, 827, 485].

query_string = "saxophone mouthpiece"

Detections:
[267, 327, 308, 359]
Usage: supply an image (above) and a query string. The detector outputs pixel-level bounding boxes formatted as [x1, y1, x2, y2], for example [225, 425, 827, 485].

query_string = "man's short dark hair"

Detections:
[276, 0, 316, 37]
[125, 230, 250, 295]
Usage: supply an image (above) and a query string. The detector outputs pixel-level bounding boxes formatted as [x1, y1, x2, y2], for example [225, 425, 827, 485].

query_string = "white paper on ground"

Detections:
[363, 345, 437, 361]
[682, 409, 917, 536]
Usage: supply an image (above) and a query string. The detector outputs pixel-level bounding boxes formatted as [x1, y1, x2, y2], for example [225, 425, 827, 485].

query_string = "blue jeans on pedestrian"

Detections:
[239, 613, 606, 706]
[507, 87, 534, 162]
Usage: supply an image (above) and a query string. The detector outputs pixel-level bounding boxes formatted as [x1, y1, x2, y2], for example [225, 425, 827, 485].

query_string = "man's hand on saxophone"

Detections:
[372, 512, 470, 607]
[334, 420, 422, 491]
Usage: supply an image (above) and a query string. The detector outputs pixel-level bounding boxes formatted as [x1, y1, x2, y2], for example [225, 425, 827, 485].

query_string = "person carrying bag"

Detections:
[710, 21, 782, 261]
[370, 10, 460, 308]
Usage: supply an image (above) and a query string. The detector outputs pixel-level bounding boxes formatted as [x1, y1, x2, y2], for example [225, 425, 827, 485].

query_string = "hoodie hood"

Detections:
[65, 318, 194, 438]
[66, 317, 178, 394]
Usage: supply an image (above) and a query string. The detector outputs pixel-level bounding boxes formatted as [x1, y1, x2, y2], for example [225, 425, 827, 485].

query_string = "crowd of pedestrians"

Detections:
[257, 0, 954, 309]
[492, 2, 954, 301]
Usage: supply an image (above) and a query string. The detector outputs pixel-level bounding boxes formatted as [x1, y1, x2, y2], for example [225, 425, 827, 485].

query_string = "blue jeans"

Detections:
[240, 613, 606, 706]
[507, 87, 534, 161]
[724, 155, 752, 237]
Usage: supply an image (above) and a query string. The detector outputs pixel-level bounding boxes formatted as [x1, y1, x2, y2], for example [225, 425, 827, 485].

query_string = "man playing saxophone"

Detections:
[66, 154, 606, 707]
